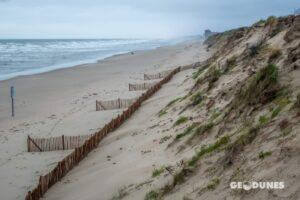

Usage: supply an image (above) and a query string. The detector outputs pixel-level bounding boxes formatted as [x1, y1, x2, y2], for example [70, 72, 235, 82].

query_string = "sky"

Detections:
[0, 0, 299, 39]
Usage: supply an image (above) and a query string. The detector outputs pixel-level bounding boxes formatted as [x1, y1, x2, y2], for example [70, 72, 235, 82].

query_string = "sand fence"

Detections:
[143, 69, 173, 80]
[25, 67, 180, 200]
[143, 63, 204, 81]
[179, 61, 207, 71]
[128, 81, 158, 91]
[96, 97, 137, 111]
[27, 135, 92, 152]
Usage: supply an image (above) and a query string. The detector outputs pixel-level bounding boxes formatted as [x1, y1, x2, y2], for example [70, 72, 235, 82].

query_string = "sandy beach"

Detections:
[0, 39, 209, 200]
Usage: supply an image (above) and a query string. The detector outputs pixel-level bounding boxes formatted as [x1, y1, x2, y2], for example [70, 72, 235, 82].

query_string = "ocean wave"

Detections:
[0, 39, 170, 81]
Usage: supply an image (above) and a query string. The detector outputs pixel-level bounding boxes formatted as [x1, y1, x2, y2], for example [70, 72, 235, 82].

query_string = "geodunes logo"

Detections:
[230, 181, 285, 190]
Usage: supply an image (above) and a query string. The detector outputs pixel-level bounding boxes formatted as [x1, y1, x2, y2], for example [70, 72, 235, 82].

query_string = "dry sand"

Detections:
[0, 39, 210, 200]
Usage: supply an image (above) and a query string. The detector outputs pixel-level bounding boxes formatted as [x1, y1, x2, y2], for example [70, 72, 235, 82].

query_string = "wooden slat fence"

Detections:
[96, 97, 137, 111]
[25, 67, 180, 200]
[180, 61, 203, 71]
[143, 69, 173, 80]
[128, 82, 158, 91]
[27, 135, 92, 152]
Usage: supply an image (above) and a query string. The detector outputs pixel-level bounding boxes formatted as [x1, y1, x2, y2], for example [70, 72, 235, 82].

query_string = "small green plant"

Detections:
[176, 124, 196, 139]
[223, 126, 259, 167]
[210, 109, 221, 121]
[224, 56, 237, 73]
[180, 94, 189, 102]
[271, 106, 282, 119]
[174, 116, 188, 126]
[237, 126, 260, 146]
[208, 66, 222, 89]
[259, 115, 269, 125]
[237, 64, 279, 105]
[145, 190, 159, 200]
[192, 66, 207, 79]
[166, 97, 181, 107]
[152, 166, 165, 177]
[159, 136, 171, 144]
[253, 19, 266, 26]
[186, 122, 214, 144]
[173, 171, 185, 186]
[295, 93, 300, 109]
[266, 16, 277, 26]
[259, 151, 272, 159]
[256, 64, 278, 83]
[111, 187, 128, 200]
[274, 96, 291, 108]
[158, 110, 167, 117]
[188, 136, 229, 166]
[206, 178, 220, 190]
[194, 122, 214, 137]
[191, 92, 204, 106]
[249, 41, 264, 57]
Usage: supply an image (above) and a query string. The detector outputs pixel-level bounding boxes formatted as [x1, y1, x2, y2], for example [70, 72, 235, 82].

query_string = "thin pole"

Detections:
[10, 86, 15, 117]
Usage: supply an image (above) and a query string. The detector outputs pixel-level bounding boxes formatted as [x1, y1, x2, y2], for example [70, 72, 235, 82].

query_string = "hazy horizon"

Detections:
[0, 0, 299, 39]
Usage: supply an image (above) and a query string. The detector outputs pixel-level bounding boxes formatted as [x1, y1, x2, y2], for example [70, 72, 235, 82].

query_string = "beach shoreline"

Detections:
[0, 38, 198, 82]
[0, 39, 208, 200]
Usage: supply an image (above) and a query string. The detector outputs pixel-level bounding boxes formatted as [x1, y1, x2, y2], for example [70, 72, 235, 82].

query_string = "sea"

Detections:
[0, 38, 191, 81]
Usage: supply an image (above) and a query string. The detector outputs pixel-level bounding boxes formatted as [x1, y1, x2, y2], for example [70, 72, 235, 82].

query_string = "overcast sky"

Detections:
[0, 0, 298, 39]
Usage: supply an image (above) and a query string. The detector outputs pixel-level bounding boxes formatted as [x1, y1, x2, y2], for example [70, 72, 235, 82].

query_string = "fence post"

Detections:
[62, 135, 65, 150]
[27, 136, 30, 152]
[11, 86, 15, 117]
[28, 135, 43, 152]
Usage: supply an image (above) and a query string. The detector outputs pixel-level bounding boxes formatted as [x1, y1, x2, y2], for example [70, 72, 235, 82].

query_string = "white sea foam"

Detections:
[0, 39, 170, 81]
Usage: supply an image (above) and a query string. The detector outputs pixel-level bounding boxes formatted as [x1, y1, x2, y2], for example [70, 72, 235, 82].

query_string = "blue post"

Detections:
[10, 86, 15, 117]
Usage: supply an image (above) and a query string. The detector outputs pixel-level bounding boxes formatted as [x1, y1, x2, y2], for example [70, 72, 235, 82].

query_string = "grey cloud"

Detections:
[0, 0, 298, 39]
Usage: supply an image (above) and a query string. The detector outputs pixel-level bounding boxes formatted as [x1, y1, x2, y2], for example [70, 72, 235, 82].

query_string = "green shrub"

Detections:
[159, 136, 171, 144]
[266, 16, 277, 26]
[186, 122, 215, 144]
[194, 122, 214, 136]
[237, 64, 279, 105]
[259, 151, 272, 159]
[174, 116, 188, 126]
[224, 56, 237, 73]
[259, 115, 269, 125]
[166, 97, 181, 107]
[210, 109, 221, 121]
[152, 166, 165, 177]
[188, 136, 229, 166]
[206, 178, 220, 190]
[173, 171, 185, 186]
[192, 65, 207, 79]
[256, 64, 278, 83]
[158, 110, 167, 117]
[111, 187, 128, 200]
[249, 41, 264, 57]
[208, 66, 222, 89]
[223, 126, 259, 167]
[227, 125, 260, 152]
[253, 19, 266, 26]
[271, 106, 282, 118]
[176, 124, 196, 139]
[145, 191, 159, 200]
[191, 92, 204, 106]
[295, 93, 300, 109]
